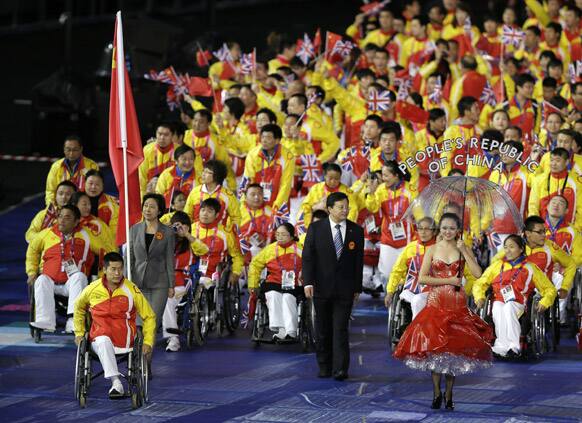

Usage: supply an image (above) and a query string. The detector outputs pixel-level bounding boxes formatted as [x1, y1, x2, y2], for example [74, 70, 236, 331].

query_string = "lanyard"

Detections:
[153, 144, 174, 177]
[275, 243, 298, 274]
[245, 205, 267, 236]
[498, 261, 525, 288]
[60, 233, 76, 265]
[260, 145, 279, 178]
[197, 225, 219, 259]
[200, 185, 222, 219]
[388, 184, 404, 219]
[547, 173, 569, 195]
[545, 216, 563, 241]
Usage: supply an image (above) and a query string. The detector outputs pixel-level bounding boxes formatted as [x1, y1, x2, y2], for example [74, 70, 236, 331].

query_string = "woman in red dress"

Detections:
[394, 213, 493, 410]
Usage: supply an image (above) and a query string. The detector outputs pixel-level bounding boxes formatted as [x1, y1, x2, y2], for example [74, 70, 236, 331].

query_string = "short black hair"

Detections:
[503, 140, 523, 154]
[142, 193, 166, 218]
[276, 222, 298, 241]
[551, 147, 570, 160]
[56, 180, 78, 193]
[481, 129, 504, 149]
[525, 25, 541, 37]
[245, 183, 263, 193]
[381, 120, 402, 139]
[524, 215, 545, 232]
[312, 209, 329, 220]
[323, 162, 342, 175]
[60, 204, 81, 220]
[174, 144, 195, 161]
[257, 107, 277, 124]
[326, 191, 349, 209]
[411, 14, 429, 27]
[85, 169, 105, 182]
[194, 108, 213, 123]
[261, 123, 283, 140]
[542, 76, 558, 88]
[204, 159, 228, 185]
[69, 191, 90, 207]
[224, 97, 245, 120]
[200, 197, 221, 214]
[429, 108, 446, 121]
[457, 96, 478, 116]
[64, 135, 82, 146]
[504, 234, 526, 253]
[157, 122, 176, 134]
[546, 21, 562, 35]
[103, 252, 124, 268]
[365, 114, 384, 127]
[515, 73, 536, 87]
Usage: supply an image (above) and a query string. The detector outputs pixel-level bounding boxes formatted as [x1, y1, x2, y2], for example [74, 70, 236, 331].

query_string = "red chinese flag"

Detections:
[395, 101, 429, 124]
[313, 28, 322, 54]
[109, 13, 144, 246]
[196, 49, 211, 67]
[325, 31, 343, 60]
[187, 76, 213, 97]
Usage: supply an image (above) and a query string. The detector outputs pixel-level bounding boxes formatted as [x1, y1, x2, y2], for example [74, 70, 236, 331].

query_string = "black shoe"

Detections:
[333, 370, 348, 381]
[431, 393, 442, 409]
[318, 369, 332, 378]
[445, 395, 454, 410]
[147, 362, 153, 381]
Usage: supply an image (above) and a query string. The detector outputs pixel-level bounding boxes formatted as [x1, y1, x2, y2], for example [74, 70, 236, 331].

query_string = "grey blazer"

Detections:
[128, 221, 175, 290]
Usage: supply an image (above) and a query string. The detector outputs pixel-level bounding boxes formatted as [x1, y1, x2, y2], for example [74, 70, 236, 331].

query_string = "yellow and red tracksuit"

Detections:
[74, 277, 156, 349]
[299, 114, 340, 165]
[412, 128, 444, 191]
[247, 241, 303, 290]
[242, 144, 295, 211]
[528, 170, 582, 231]
[535, 152, 582, 176]
[155, 165, 202, 209]
[442, 123, 480, 175]
[299, 182, 358, 227]
[239, 203, 274, 264]
[399, 36, 433, 69]
[268, 55, 291, 74]
[365, 181, 415, 248]
[183, 129, 237, 192]
[216, 120, 254, 177]
[489, 164, 531, 230]
[25, 225, 104, 283]
[191, 220, 244, 277]
[25, 203, 59, 243]
[138, 142, 176, 197]
[45, 156, 100, 206]
[545, 219, 582, 266]
[94, 193, 119, 235]
[441, 23, 480, 58]
[173, 240, 209, 287]
[184, 183, 240, 229]
[473, 258, 556, 309]
[448, 71, 487, 120]
[242, 103, 259, 134]
[79, 214, 116, 269]
[503, 96, 540, 140]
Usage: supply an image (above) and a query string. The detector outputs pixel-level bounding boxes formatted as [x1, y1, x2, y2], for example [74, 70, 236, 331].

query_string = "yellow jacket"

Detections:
[138, 142, 176, 197]
[25, 205, 59, 243]
[45, 157, 99, 206]
[248, 241, 303, 289]
[299, 182, 358, 227]
[243, 144, 296, 210]
[184, 184, 240, 229]
[74, 278, 156, 348]
[473, 259, 557, 309]
[191, 221, 244, 276]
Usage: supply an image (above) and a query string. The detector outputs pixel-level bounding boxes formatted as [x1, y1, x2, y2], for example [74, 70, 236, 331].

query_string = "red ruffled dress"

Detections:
[393, 259, 493, 375]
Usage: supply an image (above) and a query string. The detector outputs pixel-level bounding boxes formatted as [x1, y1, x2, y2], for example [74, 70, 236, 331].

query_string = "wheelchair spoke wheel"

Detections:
[74, 337, 88, 407]
[193, 285, 208, 346]
[223, 282, 241, 333]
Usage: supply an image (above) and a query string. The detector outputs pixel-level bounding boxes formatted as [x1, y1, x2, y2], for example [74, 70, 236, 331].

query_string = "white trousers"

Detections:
[378, 245, 404, 282]
[492, 300, 524, 356]
[552, 272, 567, 324]
[399, 289, 428, 319]
[162, 286, 187, 338]
[92, 335, 119, 379]
[33, 273, 87, 329]
[362, 265, 383, 290]
[265, 290, 298, 337]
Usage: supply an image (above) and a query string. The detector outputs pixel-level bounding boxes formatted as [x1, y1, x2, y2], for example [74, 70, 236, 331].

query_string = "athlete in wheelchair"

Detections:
[248, 223, 315, 349]
[26, 204, 103, 341]
[162, 211, 209, 352]
[473, 235, 557, 359]
[187, 198, 244, 345]
[73, 252, 155, 407]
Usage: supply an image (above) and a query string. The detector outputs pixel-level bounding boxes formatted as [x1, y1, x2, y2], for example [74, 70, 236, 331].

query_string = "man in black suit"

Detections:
[302, 192, 364, 381]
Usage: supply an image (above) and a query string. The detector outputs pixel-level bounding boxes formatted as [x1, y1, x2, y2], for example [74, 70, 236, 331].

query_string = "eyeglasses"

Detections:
[417, 227, 434, 231]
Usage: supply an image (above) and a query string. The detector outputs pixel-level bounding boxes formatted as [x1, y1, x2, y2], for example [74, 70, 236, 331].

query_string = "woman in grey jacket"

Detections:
[129, 193, 175, 334]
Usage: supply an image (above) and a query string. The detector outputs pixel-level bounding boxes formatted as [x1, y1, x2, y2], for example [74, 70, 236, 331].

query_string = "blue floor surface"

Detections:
[1, 196, 582, 422]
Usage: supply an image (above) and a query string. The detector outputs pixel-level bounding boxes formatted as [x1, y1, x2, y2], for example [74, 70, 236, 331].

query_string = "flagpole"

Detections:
[499, 41, 505, 103]
[116, 11, 132, 281]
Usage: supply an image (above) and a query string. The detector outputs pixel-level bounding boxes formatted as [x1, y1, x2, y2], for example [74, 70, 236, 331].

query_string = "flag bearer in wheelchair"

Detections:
[473, 235, 557, 358]
[26, 204, 104, 332]
[248, 222, 303, 341]
[74, 252, 156, 398]
[162, 211, 209, 352]
[385, 217, 437, 319]
[191, 198, 243, 288]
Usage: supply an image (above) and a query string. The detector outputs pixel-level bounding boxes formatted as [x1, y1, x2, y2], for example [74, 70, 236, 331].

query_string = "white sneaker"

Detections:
[65, 318, 75, 333]
[109, 379, 124, 398]
[165, 337, 180, 352]
[272, 328, 286, 341]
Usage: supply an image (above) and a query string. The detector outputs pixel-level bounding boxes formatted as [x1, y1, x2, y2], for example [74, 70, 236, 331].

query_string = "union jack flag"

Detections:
[361, 144, 371, 160]
[296, 33, 315, 65]
[464, 16, 473, 39]
[296, 212, 307, 235]
[569, 60, 582, 84]
[239, 237, 251, 255]
[487, 232, 503, 251]
[501, 25, 525, 47]
[166, 89, 180, 111]
[480, 81, 497, 106]
[274, 203, 290, 227]
[368, 90, 392, 112]
[361, 0, 391, 17]
[340, 158, 353, 173]
[403, 256, 420, 294]
[396, 79, 412, 101]
[428, 76, 442, 104]
[240, 50, 256, 75]
[238, 176, 251, 198]
[331, 40, 354, 58]
[300, 154, 322, 183]
[213, 43, 233, 63]
[144, 68, 175, 84]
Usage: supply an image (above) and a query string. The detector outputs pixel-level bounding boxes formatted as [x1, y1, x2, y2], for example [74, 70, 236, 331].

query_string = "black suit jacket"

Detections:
[302, 219, 364, 300]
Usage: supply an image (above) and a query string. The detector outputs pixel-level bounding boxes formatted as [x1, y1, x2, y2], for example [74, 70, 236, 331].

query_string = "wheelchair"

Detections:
[190, 259, 241, 346]
[386, 285, 413, 351]
[478, 288, 553, 360]
[566, 269, 582, 338]
[250, 281, 316, 352]
[74, 326, 148, 409]
[165, 264, 201, 349]
[28, 284, 70, 343]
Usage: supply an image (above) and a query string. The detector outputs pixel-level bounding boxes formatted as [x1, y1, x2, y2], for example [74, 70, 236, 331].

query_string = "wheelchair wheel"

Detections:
[251, 300, 266, 343]
[192, 284, 209, 346]
[388, 293, 410, 350]
[129, 331, 147, 409]
[546, 300, 560, 351]
[530, 296, 547, 357]
[28, 285, 35, 339]
[299, 298, 316, 353]
[223, 281, 241, 333]
[74, 336, 89, 408]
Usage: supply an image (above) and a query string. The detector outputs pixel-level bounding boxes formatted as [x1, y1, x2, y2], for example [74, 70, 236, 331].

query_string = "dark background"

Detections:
[0, 0, 496, 209]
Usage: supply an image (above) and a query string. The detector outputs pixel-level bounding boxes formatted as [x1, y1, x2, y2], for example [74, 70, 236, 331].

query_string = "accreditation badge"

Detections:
[389, 222, 406, 240]
[63, 259, 80, 277]
[260, 182, 272, 202]
[281, 270, 295, 290]
[501, 285, 516, 303]
[199, 259, 209, 276]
